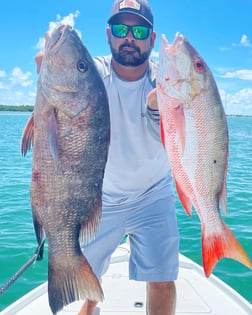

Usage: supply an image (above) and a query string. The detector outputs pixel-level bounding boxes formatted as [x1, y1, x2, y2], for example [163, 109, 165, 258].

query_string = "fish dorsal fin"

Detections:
[21, 112, 34, 156]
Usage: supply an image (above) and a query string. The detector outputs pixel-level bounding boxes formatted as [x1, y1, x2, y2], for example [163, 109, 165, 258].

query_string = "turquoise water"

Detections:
[0, 112, 251, 310]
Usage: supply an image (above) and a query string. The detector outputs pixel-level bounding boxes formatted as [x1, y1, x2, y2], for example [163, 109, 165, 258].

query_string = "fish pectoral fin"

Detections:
[79, 202, 102, 246]
[20, 112, 34, 156]
[173, 104, 186, 153]
[34, 238, 46, 261]
[202, 222, 252, 277]
[32, 212, 45, 260]
[46, 109, 59, 167]
[48, 252, 103, 314]
[175, 179, 192, 216]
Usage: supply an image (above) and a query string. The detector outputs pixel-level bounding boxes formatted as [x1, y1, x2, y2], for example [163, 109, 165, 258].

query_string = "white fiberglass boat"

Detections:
[1, 243, 252, 315]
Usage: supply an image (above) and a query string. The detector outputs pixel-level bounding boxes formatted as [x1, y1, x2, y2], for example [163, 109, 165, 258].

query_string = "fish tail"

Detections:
[202, 223, 252, 277]
[48, 253, 103, 314]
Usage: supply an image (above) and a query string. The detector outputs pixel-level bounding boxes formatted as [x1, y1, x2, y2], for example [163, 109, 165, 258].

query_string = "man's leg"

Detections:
[77, 208, 126, 315]
[78, 281, 176, 315]
[128, 195, 178, 315]
[146, 281, 176, 315]
[78, 300, 98, 315]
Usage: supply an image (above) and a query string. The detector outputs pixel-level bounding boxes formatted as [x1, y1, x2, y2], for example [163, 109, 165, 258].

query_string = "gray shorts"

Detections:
[81, 193, 179, 282]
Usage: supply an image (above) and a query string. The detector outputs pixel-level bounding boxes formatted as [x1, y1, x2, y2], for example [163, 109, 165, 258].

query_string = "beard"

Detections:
[110, 41, 151, 67]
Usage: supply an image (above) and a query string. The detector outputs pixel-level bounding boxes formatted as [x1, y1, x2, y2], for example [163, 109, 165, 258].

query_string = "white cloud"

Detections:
[240, 34, 252, 47]
[232, 34, 252, 48]
[9, 67, 33, 87]
[220, 69, 252, 80]
[0, 67, 34, 99]
[1, 11, 82, 106]
[35, 11, 81, 51]
[35, 37, 46, 51]
[51, 11, 80, 29]
[0, 89, 35, 105]
[220, 88, 252, 116]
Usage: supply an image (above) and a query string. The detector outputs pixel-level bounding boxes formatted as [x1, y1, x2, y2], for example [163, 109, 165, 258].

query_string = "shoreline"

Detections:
[0, 105, 251, 117]
[0, 105, 33, 112]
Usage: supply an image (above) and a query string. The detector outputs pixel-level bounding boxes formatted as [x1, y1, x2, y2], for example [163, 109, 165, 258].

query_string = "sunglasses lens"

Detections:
[111, 24, 150, 40]
[132, 26, 149, 39]
[111, 24, 128, 38]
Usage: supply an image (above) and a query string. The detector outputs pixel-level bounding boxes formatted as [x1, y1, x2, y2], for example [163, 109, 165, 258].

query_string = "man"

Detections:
[79, 1, 179, 314]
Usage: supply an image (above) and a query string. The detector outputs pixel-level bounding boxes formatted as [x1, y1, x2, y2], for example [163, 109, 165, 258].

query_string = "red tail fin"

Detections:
[202, 223, 252, 277]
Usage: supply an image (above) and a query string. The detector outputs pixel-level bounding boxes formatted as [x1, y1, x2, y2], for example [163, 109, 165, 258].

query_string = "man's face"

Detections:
[107, 13, 156, 67]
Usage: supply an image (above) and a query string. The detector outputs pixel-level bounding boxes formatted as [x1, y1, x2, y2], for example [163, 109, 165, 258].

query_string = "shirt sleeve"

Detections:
[93, 56, 111, 79]
[145, 105, 161, 142]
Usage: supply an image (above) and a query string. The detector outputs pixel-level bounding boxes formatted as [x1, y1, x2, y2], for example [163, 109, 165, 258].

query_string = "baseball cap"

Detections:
[108, 0, 153, 27]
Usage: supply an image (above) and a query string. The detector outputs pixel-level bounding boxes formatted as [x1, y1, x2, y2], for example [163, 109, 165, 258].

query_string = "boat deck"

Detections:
[1, 245, 252, 315]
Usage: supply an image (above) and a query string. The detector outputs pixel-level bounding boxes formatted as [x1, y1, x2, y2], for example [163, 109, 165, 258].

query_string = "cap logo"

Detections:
[119, 0, 141, 11]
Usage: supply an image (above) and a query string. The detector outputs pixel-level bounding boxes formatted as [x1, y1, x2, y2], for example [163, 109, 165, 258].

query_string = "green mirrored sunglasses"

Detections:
[110, 24, 151, 40]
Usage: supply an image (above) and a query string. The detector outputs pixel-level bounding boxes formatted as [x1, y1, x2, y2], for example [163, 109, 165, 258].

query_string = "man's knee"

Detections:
[148, 281, 175, 291]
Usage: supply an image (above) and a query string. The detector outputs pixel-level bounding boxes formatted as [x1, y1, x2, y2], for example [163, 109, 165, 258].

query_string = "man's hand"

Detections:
[35, 51, 44, 74]
[147, 88, 158, 110]
[35, 31, 51, 74]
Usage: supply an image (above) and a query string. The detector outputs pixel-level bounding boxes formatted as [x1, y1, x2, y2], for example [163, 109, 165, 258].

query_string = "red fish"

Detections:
[157, 33, 252, 277]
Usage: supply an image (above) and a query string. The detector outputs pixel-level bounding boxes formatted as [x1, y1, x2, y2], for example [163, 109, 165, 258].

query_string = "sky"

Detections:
[0, 0, 252, 116]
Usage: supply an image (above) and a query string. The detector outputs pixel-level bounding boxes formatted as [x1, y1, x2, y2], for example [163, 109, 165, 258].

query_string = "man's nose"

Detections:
[125, 29, 135, 40]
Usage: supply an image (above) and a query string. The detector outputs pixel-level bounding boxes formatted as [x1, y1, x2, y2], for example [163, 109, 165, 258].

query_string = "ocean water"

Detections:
[0, 112, 251, 311]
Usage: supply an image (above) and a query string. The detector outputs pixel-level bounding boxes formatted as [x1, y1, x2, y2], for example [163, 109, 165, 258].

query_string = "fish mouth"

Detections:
[161, 32, 185, 55]
[40, 24, 81, 94]
[44, 24, 75, 54]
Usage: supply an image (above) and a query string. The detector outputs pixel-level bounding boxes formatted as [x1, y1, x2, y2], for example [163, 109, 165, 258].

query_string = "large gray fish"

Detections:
[156, 33, 252, 277]
[21, 24, 110, 314]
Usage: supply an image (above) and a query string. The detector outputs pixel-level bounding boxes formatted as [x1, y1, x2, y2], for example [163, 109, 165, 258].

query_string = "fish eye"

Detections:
[77, 60, 88, 73]
[194, 60, 204, 72]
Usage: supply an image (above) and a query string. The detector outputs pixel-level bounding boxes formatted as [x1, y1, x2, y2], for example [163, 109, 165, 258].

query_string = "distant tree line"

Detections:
[0, 105, 34, 112]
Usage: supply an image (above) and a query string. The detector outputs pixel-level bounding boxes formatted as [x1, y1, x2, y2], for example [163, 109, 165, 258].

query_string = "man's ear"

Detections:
[151, 31, 156, 48]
